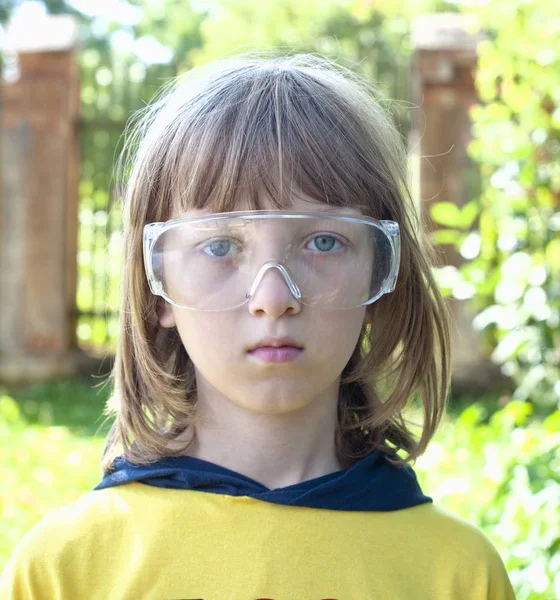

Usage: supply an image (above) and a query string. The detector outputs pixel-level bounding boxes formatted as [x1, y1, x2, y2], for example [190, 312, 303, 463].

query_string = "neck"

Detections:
[176, 376, 351, 490]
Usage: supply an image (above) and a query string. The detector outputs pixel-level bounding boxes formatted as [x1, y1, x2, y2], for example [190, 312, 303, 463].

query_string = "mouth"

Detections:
[247, 337, 304, 363]
[247, 336, 304, 352]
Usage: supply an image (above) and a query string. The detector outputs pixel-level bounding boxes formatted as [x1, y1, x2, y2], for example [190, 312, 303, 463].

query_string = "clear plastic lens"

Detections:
[145, 213, 399, 311]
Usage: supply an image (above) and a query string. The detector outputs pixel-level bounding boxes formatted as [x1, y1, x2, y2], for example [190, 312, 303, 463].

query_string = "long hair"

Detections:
[101, 52, 451, 472]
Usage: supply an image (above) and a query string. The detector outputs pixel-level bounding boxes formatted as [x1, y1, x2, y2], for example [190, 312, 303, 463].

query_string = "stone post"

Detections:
[410, 13, 503, 391]
[0, 14, 80, 382]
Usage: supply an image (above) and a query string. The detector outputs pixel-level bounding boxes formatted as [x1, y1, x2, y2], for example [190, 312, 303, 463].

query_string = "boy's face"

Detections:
[158, 193, 370, 416]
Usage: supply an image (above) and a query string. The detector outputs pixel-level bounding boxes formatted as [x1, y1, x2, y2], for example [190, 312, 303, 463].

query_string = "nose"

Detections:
[247, 263, 302, 318]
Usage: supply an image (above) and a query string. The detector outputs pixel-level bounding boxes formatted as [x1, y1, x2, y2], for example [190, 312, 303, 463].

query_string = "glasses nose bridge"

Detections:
[245, 261, 302, 301]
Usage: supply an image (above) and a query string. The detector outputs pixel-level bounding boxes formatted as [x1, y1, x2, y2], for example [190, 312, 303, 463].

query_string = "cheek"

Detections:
[173, 312, 237, 362]
[310, 309, 366, 357]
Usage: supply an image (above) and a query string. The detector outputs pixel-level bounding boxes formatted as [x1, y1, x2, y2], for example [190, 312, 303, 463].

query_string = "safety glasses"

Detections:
[143, 210, 400, 311]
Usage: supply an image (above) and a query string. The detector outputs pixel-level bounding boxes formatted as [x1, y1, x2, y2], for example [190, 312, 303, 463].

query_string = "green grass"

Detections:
[0, 377, 112, 571]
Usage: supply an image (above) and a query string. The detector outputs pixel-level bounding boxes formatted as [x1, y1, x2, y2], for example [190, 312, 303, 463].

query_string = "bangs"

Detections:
[158, 61, 393, 219]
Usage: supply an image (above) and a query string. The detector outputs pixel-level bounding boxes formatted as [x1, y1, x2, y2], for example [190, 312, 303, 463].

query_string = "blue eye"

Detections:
[202, 239, 240, 257]
[307, 235, 343, 252]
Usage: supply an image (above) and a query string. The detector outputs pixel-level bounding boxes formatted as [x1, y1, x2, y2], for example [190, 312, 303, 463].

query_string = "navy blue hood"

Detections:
[94, 449, 431, 512]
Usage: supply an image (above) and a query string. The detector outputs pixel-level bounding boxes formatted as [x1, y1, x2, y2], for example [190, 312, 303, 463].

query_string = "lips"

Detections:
[247, 337, 305, 364]
[247, 336, 304, 352]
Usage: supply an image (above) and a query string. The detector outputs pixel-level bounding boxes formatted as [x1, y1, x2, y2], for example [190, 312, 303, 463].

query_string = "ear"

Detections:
[158, 301, 176, 328]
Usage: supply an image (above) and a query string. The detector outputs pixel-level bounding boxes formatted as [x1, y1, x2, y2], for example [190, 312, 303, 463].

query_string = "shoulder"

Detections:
[13, 484, 136, 544]
[7, 482, 157, 551]
[403, 503, 504, 559]
[397, 503, 515, 597]
[0, 484, 147, 596]
[1, 487, 119, 560]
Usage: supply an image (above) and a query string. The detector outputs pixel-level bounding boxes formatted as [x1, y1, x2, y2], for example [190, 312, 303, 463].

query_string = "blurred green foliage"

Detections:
[0, 379, 110, 572]
[1, 379, 558, 599]
[190, 0, 459, 137]
[416, 401, 560, 599]
[431, 1, 560, 410]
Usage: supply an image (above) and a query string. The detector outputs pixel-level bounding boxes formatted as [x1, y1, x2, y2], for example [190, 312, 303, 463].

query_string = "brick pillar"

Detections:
[0, 15, 80, 382]
[410, 13, 503, 391]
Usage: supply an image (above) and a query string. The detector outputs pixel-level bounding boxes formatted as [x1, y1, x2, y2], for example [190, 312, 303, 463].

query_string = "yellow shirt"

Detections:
[0, 452, 516, 599]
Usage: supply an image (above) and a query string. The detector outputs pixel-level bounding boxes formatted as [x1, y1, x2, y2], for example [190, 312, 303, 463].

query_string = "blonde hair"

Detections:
[101, 52, 451, 472]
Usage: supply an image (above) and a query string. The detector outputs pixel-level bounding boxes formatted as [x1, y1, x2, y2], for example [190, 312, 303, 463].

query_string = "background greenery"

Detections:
[431, 0, 560, 412]
[1, 0, 559, 598]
